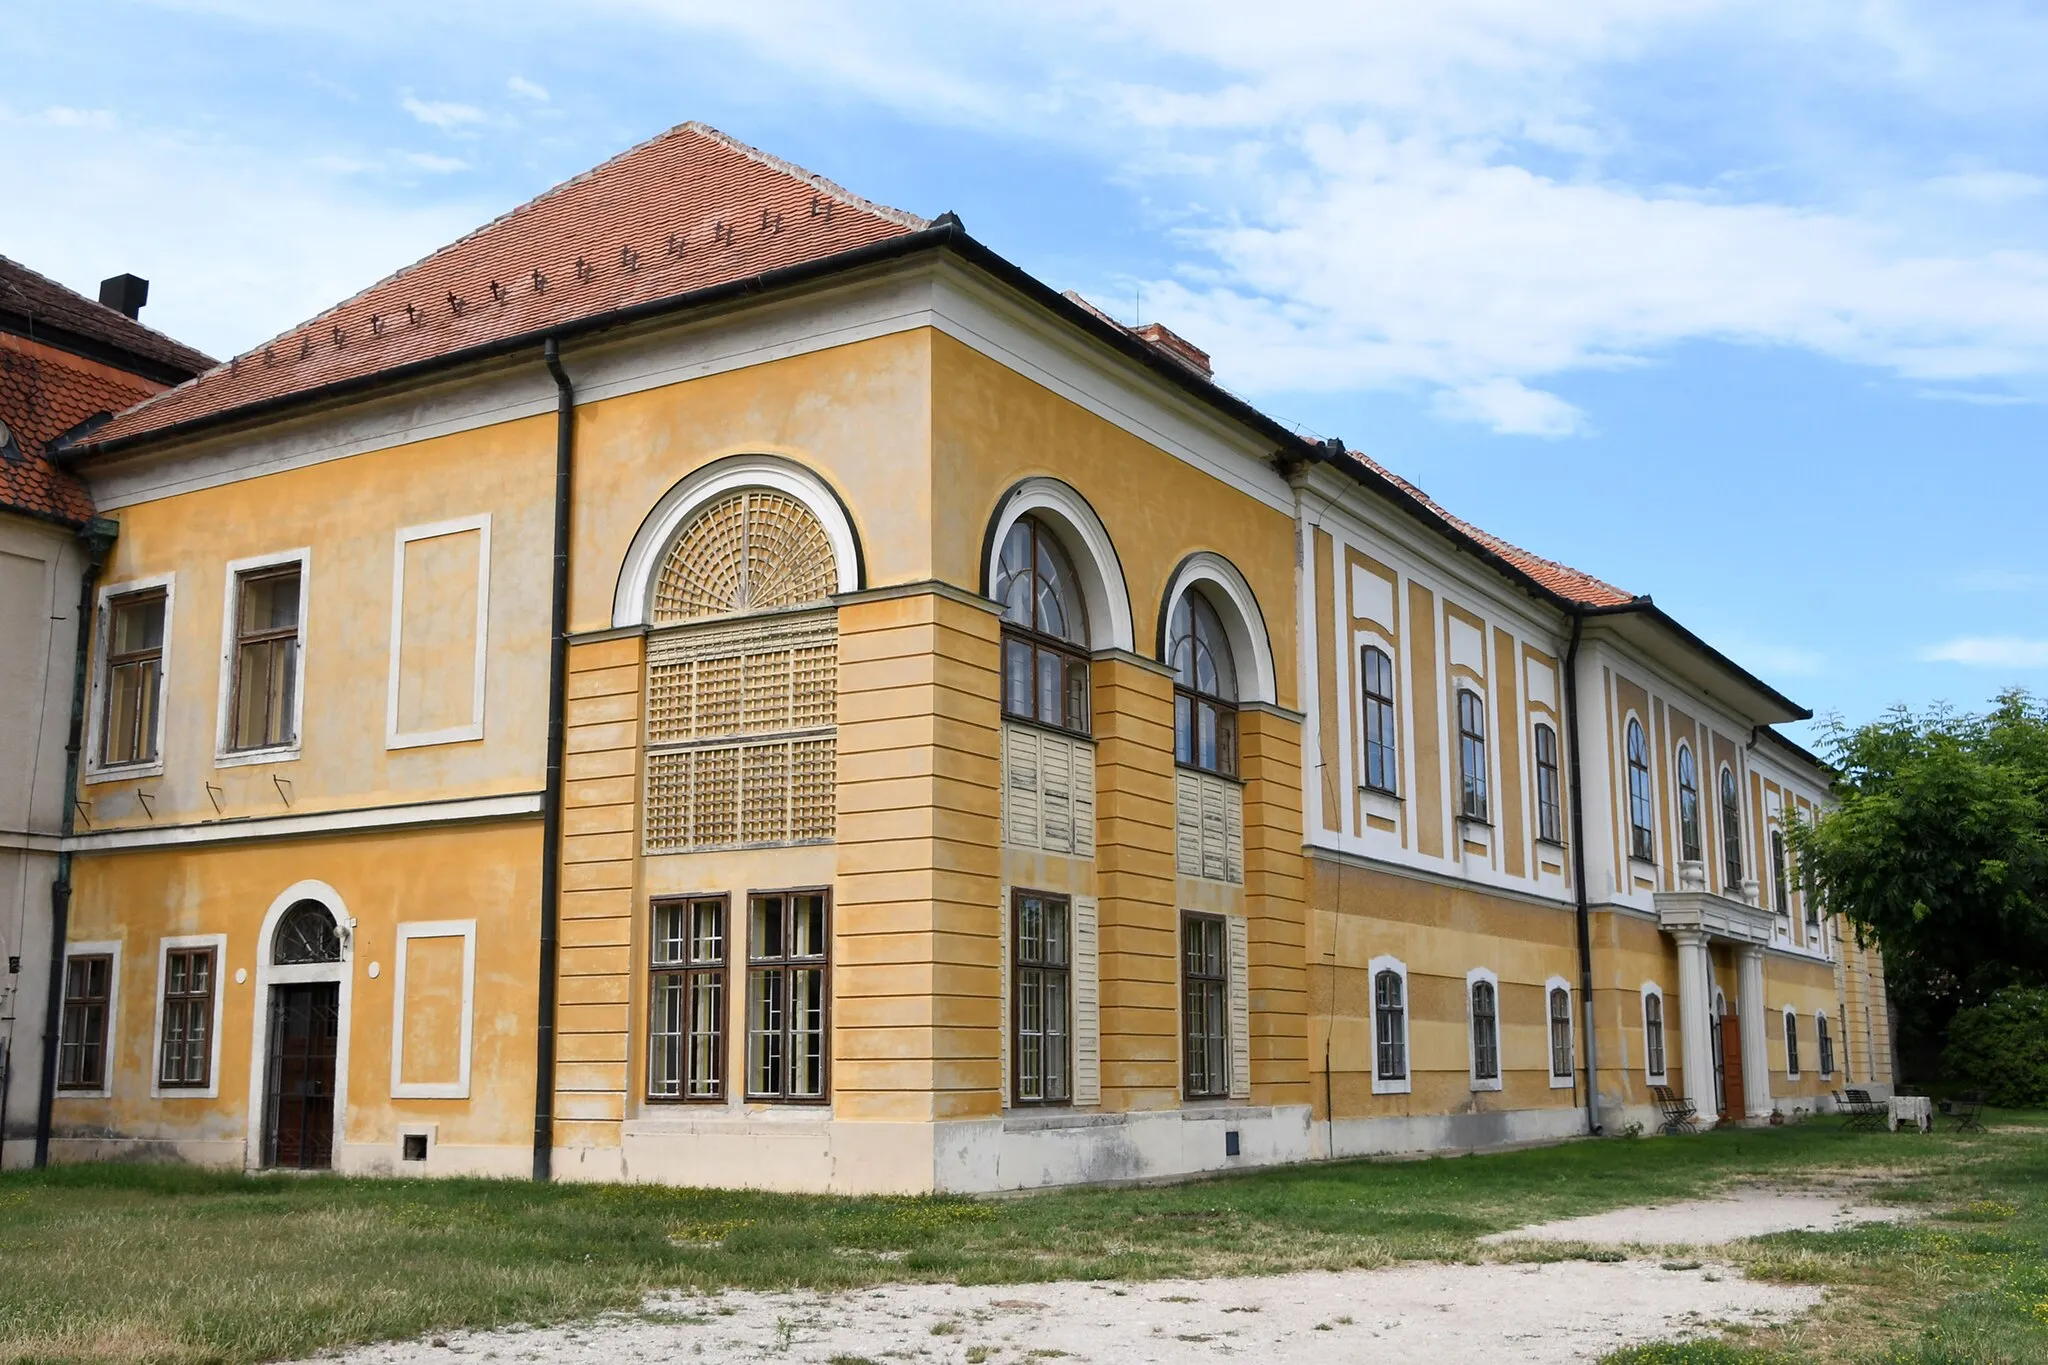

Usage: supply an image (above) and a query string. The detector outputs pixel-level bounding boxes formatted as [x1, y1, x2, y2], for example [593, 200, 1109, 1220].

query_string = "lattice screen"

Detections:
[652, 489, 838, 623]
[644, 611, 837, 852]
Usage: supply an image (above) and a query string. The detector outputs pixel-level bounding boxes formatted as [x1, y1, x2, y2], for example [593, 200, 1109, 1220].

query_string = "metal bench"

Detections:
[1838, 1088, 1886, 1133]
[1651, 1084, 1700, 1135]
[1940, 1091, 1987, 1134]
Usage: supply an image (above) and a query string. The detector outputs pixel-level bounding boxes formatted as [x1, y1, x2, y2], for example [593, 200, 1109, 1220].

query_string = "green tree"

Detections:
[1789, 689, 2048, 1069]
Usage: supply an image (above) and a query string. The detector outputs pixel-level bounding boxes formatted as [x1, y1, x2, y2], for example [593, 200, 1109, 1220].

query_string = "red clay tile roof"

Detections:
[0, 256, 214, 379]
[1346, 448, 1637, 608]
[0, 332, 162, 524]
[91, 122, 928, 448]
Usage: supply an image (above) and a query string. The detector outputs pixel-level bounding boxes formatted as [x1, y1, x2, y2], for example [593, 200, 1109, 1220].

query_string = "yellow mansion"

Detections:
[23, 124, 1890, 1189]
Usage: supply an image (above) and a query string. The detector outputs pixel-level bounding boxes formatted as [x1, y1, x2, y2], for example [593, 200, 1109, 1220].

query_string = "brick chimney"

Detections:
[1132, 322, 1211, 379]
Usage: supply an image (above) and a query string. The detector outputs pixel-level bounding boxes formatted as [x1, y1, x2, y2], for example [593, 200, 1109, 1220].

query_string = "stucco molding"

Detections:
[982, 476, 1135, 654]
[63, 790, 544, 853]
[1156, 550, 1279, 706]
[386, 514, 492, 750]
[389, 919, 477, 1100]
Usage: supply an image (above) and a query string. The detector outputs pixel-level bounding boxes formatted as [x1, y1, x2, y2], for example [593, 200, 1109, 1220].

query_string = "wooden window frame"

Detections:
[1783, 1008, 1801, 1078]
[1469, 975, 1501, 1086]
[1626, 717, 1655, 862]
[1361, 644, 1399, 796]
[1676, 743, 1702, 864]
[57, 950, 115, 1093]
[1170, 592, 1238, 779]
[1643, 986, 1668, 1080]
[1533, 722, 1563, 845]
[218, 552, 308, 762]
[98, 585, 169, 770]
[1770, 829, 1791, 920]
[1373, 965, 1408, 1084]
[157, 945, 217, 1090]
[647, 895, 728, 1103]
[742, 888, 831, 1104]
[1010, 889, 1073, 1107]
[996, 516, 1092, 738]
[1719, 766, 1744, 888]
[1817, 1012, 1834, 1078]
[1180, 911, 1229, 1100]
[1548, 984, 1574, 1082]
[1456, 687, 1489, 822]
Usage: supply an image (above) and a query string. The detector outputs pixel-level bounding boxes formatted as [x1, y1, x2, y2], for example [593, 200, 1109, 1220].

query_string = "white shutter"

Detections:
[1072, 740, 1096, 858]
[1073, 895, 1101, 1106]
[1175, 772, 1202, 876]
[1224, 781, 1244, 884]
[998, 886, 1010, 1110]
[1041, 735, 1074, 853]
[1003, 726, 1039, 849]
[1227, 913, 1252, 1100]
[1200, 777, 1230, 881]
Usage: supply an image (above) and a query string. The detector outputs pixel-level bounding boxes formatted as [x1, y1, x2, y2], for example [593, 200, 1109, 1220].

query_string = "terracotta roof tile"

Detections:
[0, 332, 163, 524]
[0, 256, 214, 378]
[92, 122, 926, 447]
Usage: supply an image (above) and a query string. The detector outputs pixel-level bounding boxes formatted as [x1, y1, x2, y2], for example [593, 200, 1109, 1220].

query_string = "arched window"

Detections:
[1169, 590, 1237, 777]
[1720, 767, 1745, 888]
[1676, 744, 1702, 864]
[1770, 829, 1791, 922]
[996, 515, 1091, 735]
[1533, 722, 1562, 844]
[651, 488, 838, 623]
[1361, 645, 1398, 794]
[1626, 718, 1654, 861]
[1470, 978, 1500, 1083]
[1456, 688, 1488, 821]
[1374, 968, 1407, 1082]
[1548, 985, 1573, 1080]
[1816, 1012, 1834, 1078]
[273, 901, 341, 965]
[1784, 1008, 1801, 1077]
[1643, 988, 1667, 1079]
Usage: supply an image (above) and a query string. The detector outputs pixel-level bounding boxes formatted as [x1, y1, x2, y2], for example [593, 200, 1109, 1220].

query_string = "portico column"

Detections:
[1737, 944, 1773, 1120]
[1673, 929, 1716, 1122]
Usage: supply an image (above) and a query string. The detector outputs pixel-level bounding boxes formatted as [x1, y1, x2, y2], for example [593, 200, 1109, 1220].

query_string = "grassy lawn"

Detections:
[0, 1114, 2043, 1365]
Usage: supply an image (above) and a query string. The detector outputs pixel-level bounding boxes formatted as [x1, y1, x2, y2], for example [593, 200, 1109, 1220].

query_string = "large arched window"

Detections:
[1676, 743, 1702, 864]
[1169, 590, 1237, 777]
[996, 515, 1090, 736]
[1720, 766, 1744, 888]
[1456, 688, 1488, 821]
[1361, 646, 1398, 795]
[651, 488, 838, 623]
[1626, 717, 1654, 862]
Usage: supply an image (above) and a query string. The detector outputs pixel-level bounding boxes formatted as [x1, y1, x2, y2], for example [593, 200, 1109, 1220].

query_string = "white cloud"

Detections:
[507, 75, 549, 102]
[397, 151, 471, 174]
[1918, 637, 2048, 668]
[1954, 570, 2048, 592]
[1430, 378, 1586, 437]
[41, 106, 115, 129]
[400, 95, 487, 129]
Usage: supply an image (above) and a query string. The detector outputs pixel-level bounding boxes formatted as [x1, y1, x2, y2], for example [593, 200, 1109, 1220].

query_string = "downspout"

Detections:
[532, 339, 574, 1182]
[34, 517, 118, 1168]
[1563, 609, 1602, 1136]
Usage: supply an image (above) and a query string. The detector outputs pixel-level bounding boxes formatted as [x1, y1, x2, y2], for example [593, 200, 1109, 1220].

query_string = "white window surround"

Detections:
[1355, 625, 1403, 806]
[214, 547, 311, 769]
[984, 476, 1135, 653]
[611, 454, 862, 628]
[148, 932, 228, 1100]
[386, 514, 492, 750]
[1783, 1006, 1801, 1079]
[1465, 966, 1503, 1092]
[1369, 953, 1412, 1096]
[57, 940, 122, 1099]
[1641, 982, 1669, 1083]
[84, 573, 176, 784]
[243, 880, 353, 1172]
[1545, 975, 1576, 1089]
[1158, 551, 1277, 705]
[389, 919, 477, 1100]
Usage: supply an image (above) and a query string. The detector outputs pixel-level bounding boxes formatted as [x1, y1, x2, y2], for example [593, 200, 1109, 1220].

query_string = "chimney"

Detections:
[1133, 322, 1212, 380]
[98, 273, 149, 319]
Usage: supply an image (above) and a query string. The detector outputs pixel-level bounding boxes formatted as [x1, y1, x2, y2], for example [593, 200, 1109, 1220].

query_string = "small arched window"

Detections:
[1470, 979, 1500, 1082]
[1816, 1012, 1834, 1078]
[1643, 989, 1667, 1079]
[1361, 645, 1398, 795]
[1784, 1008, 1801, 1077]
[996, 515, 1091, 735]
[1169, 590, 1237, 777]
[1456, 688, 1488, 821]
[1676, 744, 1701, 864]
[1720, 766, 1745, 888]
[1374, 969, 1407, 1081]
[1626, 718, 1654, 861]
[1548, 985, 1573, 1079]
[1770, 829, 1791, 921]
[1533, 722, 1562, 844]
[274, 901, 341, 965]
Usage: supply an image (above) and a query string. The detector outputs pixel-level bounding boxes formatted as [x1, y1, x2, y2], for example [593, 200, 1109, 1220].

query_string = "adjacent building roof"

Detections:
[0, 255, 214, 382]
[90, 122, 926, 447]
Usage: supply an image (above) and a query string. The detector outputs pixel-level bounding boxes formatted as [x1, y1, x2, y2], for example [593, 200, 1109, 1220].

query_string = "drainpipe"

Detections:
[33, 518, 118, 1168]
[532, 339, 574, 1182]
[1563, 610, 1602, 1137]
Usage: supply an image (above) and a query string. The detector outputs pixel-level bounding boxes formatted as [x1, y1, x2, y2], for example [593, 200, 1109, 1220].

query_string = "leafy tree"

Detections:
[1789, 689, 2048, 1070]
[1944, 987, 2048, 1107]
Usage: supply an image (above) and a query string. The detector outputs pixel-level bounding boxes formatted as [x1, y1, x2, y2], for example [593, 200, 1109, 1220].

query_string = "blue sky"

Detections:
[6, 1, 2047, 744]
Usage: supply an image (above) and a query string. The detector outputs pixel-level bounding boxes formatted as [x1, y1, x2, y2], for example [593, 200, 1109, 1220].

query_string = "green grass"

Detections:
[0, 1114, 2043, 1364]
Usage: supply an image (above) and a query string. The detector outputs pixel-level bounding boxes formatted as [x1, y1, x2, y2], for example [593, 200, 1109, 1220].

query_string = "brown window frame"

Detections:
[1770, 829, 1791, 918]
[1533, 722, 1563, 844]
[1645, 990, 1668, 1078]
[647, 895, 728, 1103]
[1817, 1013, 1835, 1078]
[100, 586, 167, 768]
[227, 562, 303, 753]
[158, 946, 216, 1089]
[1626, 717, 1655, 862]
[1676, 743, 1702, 864]
[1180, 911, 1229, 1099]
[57, 953, 113, 1092]
[743, 888, 831, 1104]
[996, 516, 1092, 738]
[1784, 1009, 1802, 1077]
[1361, 645, 1399, 795]
[1456, 688, 1489, 823]
[1010, 889, 1072, 1106]
[1374, 968, 1408, 1081]
[1169, 591, 1238, 779]
[1470, 978, 1500, 1082]
[1548, 985, 1573, 1079]
[1720, 766, 1744, 887]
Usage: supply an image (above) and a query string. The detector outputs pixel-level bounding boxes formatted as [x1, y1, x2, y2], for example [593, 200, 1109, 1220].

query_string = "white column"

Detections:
[1674, 929, 1716, 1122]
[1738, 944, 1772, 1120]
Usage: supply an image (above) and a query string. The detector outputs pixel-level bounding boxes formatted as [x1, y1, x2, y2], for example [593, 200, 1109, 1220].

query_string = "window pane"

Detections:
[239, 569, 300, 633]
[689, 900, 723, 964]
[653, 903, 688, 966]
[751, 895, 785, 961]
[791, 893, 827, 958]
[1175, 693, 1193, 766]
[111, 594, 165, 654]
[649, 973, 683, 1096]
[1064, 655, 1089, 732]
[1036, 649, 1063, 725]
[1197, 701, 1217, 771]
[1002, 638, 1034, 718]
[748, 968, 785, 1095]
[791, 967, 826, 1097]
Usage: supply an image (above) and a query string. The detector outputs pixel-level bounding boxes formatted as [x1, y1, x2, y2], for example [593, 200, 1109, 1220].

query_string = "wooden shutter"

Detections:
[1224, 782, 1244, 883]
[1041, 735, 1074, 853]
[1227, 913, 1251, 1100]
[1003, 726, 1040, 848]
[1200, 778, 1229, 881]
[1175, 772, 1202, 875]
[1073, 895, 1101, 1106]
[1071, 740, 1096, 858]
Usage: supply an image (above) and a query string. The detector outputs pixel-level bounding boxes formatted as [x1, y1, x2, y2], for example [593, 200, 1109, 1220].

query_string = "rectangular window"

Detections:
[158, 947, 215, 1089]
[1456, 688, 1489, 821]
[1181, 913, 1228, 1099]
[1361, 645, 1398, 794]
[101, 588, 166, 767]
[1534, 723, 1563, 844]
[745, 891, 829, 1101]
[648, 897, 727, 1101]
[229, 564, 302, 751]
[1003, 635, 1091, 736]
[58, 954, 112, 1091]
[1011, 890, 1072, 1105]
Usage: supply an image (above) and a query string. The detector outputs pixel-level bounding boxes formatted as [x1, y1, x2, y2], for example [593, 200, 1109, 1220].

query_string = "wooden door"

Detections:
[1720, 1007, 1746, 1120]
[264, 982, 339, 1169]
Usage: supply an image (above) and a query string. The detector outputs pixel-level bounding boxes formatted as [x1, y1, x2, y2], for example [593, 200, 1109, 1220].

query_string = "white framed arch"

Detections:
[243, 879, 355, 1172]
[1157, 551, 1278, 706]
[983, 477, 1134, 653]
[612, 454, 863, 629]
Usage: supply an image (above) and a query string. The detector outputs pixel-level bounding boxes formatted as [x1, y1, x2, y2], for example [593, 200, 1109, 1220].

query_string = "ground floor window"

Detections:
[1644, 987, 1668, 1079]
[1469, 976, 1500, 1083]
[1374, 966, 1408, 1082]
[58, 954, 112, 1090]
[1784, 1009, 1801, 1078]
[1548, 985, 1574, 1080]
[649, 896, 727, 1101]
[1817, 1012, 1835, 1078]
[1182, 912, 1228, 1098]
[746, 891, 830, 1101]
[158, 946, 216, 1089]
[1011, 890, 1071, 1105]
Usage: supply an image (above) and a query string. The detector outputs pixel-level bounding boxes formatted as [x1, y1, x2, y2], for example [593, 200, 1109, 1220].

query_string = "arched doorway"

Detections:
[250, 892, 348, 1170]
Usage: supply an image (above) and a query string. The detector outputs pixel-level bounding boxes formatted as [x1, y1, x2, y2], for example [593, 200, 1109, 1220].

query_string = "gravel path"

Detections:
[1481, 1186, 1912, 1246]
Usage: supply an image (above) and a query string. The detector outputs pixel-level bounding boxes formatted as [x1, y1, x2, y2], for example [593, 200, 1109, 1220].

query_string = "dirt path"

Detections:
[1481, 1186, 1912, 1246]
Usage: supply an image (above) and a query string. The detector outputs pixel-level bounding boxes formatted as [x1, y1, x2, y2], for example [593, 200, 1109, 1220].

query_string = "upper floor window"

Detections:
[101, 587, 167, 768]
[1456, 688, 1488, 822]
[1676, 744, 1702, 864]
[228, 563, 302, 752]
[1361, 646, 1398, 795]
[1169, 590, 1236, 777]
[1533, 722, 1562, 844]
[996, 515, 1090, 736]
[1626, 718, 1654, 862]
[1720, 766, 1744, 887]
[1771, 829, 1791, 922]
